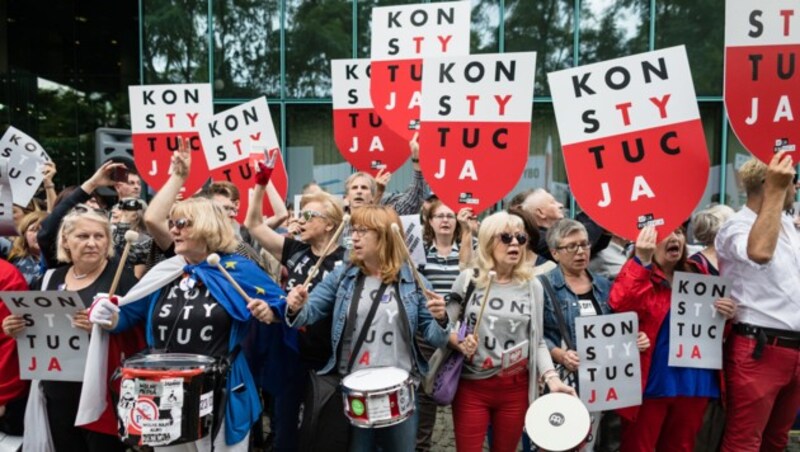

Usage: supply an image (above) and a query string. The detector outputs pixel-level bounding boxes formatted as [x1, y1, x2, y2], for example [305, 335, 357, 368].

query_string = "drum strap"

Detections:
[538, 275, 575, 350]
[344, 273, 390, 372]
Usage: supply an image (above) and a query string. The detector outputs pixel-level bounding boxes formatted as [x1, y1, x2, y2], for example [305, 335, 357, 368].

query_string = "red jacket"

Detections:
[608, 258, 671, 422]
[0, 260, 30, 407]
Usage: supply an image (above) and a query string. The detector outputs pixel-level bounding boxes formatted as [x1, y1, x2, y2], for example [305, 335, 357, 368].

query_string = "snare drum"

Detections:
[114, 353, 219, 447]
[341, 367, 415, 428]
[525, 393, 591, 451]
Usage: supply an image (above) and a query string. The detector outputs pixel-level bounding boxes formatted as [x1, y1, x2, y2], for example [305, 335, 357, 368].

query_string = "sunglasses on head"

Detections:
[168, 218, 193, 230]
[498, 232, 528, 246]
[118, 198, 145, 211]
[72, 204, 107, 215]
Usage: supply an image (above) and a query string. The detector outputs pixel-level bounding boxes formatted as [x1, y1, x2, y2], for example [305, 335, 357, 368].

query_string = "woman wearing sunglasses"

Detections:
[85, 196, 290, 451]
[4, 203, 143, 451]
[110, 197, 151, 278]
[285, 205, 450, 452]
[446, 211, 575, 452]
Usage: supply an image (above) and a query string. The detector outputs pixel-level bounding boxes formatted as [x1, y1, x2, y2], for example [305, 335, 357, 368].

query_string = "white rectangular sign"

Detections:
[0, 126, 51, 207]
[0, 291, 90, 381]
[669, 272, 729, 369]
[576, 312, 642, 411]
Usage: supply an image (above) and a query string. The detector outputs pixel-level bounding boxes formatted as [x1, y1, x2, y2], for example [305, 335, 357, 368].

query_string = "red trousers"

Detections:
[620, 396, 708, 452]
[452, 371, 529, 452]
[721, 334, 800, 452]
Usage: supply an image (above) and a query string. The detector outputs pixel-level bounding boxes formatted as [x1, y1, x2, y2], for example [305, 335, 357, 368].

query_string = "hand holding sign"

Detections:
[713, 297, 737, 320]
[634, 226, 657, 265]
[764, 151, 796, 194]
[1, 314, 25, 337]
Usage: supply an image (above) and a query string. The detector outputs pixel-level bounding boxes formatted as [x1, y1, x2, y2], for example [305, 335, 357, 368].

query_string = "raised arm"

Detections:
[244, 178, 286, 260]
[144, 137, 191, 250]
[382, 133, 427, 216]
[746, 152, 795, 264]
[42, 161, 58, 212]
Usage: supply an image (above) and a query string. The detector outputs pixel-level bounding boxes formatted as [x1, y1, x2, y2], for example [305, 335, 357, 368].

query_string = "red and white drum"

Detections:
[341, 367, 415, 428]
[525, 393, 591, 451]
[115, 353, 219, 447]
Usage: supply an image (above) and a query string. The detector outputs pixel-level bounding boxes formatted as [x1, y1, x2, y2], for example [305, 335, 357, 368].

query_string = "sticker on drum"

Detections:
[525, 393, 591, 452]
[341, 367, 415, 428]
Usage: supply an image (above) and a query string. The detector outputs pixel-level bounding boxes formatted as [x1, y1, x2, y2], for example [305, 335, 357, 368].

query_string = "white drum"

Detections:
[525, 393, 591, 451]
[341, 367, 415, 428]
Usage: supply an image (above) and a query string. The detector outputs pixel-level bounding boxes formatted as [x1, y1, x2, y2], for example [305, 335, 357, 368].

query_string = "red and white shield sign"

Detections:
[725, 0, 799, 163]
[369, 1, 471, 141]
[198, 97, 287, 222]
[419, 52, 537, 214]
[129, 84, 212, 195]
[548, 46, 709, 242]
[331, 59, 409, 175]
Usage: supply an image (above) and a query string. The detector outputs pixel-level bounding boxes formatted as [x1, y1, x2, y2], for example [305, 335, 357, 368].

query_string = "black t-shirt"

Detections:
[150, 277, 232, 358]
[35, 259, 138, 401]
[281, 237, 345, 369]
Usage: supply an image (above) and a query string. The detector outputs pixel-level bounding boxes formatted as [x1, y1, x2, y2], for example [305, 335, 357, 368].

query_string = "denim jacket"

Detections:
[542, 266, 612, 351]
[287, 263, 451, 376]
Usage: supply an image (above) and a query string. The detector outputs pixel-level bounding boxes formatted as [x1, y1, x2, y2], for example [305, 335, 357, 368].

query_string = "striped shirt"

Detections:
[421, 243, 462, 296]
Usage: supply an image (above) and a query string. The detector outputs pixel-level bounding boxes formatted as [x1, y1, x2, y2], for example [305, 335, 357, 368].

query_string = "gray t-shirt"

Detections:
[451, 272, 532, 379]
[338, 276, 413, 375]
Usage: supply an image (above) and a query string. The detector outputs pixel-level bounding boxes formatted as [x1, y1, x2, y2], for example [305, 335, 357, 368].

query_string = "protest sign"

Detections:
[669, 272, 729, 369]
[129, 83, 212, 195]
[0, 291, 90, 381]
[0, 160, 17, 236]
[419, 52, 536, 214]
[198, 96, 287, 221]
[369, 1, 471, 141]
[548, 46, 709, 241]
[399, 214, 426, 268]
[331, 59, 410, 175]
[0, 126, 51, 207]
[725, 0, 799, 163]
[576, 312, 641, 411]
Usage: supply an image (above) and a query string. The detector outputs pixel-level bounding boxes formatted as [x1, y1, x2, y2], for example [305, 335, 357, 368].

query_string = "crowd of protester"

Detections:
[0, 136, 798, 452]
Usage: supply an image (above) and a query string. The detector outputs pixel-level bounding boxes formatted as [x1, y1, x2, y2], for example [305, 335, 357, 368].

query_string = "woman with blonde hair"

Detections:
[446, 211, 575, 452]
[87, 196, 291, 451]
[3, 205, 141, 451]
[286, 205, 450, 452]
[8, 210, 47, 284]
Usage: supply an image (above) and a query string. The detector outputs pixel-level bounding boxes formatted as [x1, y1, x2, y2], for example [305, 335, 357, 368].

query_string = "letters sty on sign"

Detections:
[548, 46, 709, 241]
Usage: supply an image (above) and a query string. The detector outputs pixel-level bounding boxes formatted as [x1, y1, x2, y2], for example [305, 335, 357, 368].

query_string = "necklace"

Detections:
[72, 264, 102, 280]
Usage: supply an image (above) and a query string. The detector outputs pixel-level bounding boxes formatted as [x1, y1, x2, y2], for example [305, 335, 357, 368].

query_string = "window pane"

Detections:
[579, 0, 649, 64]
[697, 103, 723, 209]
[213, 0, 281, 99]
[142, 0, 209, 84]
[654, 1, 723, 96]
[505, 0, 574, 97]
[285, 0, 352, 98]
[286, 104, 344, 196]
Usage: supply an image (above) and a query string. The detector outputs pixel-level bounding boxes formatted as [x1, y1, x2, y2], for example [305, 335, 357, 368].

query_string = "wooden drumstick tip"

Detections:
[343, 213, 351, 223]
[206, 253, 221, 266]
[390, 223, 401, 234]
[123, 230, 139, 242]
[488, 271, 496, 280]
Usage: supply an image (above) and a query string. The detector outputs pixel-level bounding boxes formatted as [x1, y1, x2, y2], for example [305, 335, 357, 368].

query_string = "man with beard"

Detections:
[716, 152, 800, 452]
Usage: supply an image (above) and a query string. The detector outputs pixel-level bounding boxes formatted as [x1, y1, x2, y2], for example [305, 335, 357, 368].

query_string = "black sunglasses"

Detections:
[118, 198, 145, 211]
[498, 232, 528, 246]
[168, 218, 193, 230]
[72, 204, 107, 215]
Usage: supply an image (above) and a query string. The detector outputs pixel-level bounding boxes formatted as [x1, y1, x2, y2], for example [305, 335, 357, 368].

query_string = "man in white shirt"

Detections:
[716, 152, 800, 452]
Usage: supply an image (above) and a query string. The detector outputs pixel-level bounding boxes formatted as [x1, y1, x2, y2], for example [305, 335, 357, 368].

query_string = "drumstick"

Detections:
[301, 213, 351, 289]
[206, 253, 250, 302]
[472, 271, 497, 339]
[390, 223, 430, 300]
[108, 230, 139, 299]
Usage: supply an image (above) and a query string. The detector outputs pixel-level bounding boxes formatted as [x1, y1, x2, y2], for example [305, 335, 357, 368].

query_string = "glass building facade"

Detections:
[0, 0, 749, 213]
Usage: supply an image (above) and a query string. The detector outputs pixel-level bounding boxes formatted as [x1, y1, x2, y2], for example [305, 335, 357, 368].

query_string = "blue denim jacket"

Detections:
[542, 266, 612, 350]
[288, 263, 451, 375]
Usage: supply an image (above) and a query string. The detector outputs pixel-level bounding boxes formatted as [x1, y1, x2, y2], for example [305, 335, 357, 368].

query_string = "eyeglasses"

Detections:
[117, 198, 145, 211]
[351, 226, 374, 237]
[168, 218, 193, 230]
[498, 232, 528, 246]
[432, 213, 456, 221]
[300, 210, 326, 222]
[220, 205, 238, 214]
[556, 242, 592, 254]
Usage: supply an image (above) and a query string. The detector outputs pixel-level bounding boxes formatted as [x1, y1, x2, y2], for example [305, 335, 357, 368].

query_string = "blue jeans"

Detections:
[349, 408, 419, 452]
